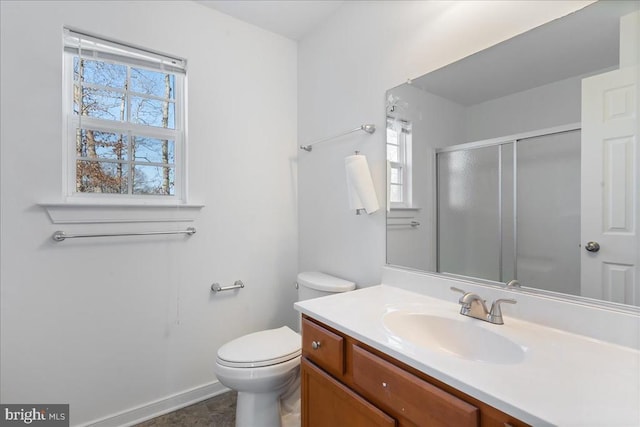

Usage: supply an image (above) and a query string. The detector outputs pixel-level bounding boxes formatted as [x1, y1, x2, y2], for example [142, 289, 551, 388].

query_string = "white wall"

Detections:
[0, 1, 297, 425]
[464, 73, 584, 142]
[298, 0, 595, 287]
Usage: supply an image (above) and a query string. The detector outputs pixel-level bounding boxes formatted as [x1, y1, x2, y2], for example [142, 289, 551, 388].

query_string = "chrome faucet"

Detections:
[450, 287, 516, 325]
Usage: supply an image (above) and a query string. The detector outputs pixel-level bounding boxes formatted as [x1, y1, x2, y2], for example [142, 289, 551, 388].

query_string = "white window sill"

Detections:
[389, 207, 421, 213]
[40, 201, 204, 224]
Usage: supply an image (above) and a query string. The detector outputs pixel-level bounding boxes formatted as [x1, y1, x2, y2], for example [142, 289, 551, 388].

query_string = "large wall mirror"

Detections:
[386, 0, 639, 310]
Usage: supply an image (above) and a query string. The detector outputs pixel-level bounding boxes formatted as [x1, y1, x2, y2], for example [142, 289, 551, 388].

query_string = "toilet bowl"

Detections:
[216, 326, 301, 427]
[214, 272, 355, 427]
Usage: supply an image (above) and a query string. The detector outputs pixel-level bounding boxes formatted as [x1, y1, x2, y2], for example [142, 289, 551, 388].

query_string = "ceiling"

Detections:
[196, 0, 639, 104]
[196, 0, 345, 40]
[412, 0, 639, 106]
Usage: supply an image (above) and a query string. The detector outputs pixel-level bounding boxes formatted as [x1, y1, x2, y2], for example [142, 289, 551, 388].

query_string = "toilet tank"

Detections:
[297, 271, 355, 302]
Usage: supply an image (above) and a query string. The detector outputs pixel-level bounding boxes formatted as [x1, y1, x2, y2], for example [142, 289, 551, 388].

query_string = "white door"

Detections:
[581, 65, 639, 305]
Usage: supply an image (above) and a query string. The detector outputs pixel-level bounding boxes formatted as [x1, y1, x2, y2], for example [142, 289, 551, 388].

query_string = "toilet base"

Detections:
[236, 391, 282, 427]
[233, 369, 300, 427]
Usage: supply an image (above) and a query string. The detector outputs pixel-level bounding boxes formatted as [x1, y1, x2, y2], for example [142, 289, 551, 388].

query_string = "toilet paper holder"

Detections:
[211, 280, 244, 293]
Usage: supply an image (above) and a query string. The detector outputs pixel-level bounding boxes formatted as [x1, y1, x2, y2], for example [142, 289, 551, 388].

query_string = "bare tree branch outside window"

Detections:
[73, 56, 177, 196]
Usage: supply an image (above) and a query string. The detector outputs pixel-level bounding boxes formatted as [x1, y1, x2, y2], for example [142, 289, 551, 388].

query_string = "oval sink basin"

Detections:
[383, 311, 526, 364]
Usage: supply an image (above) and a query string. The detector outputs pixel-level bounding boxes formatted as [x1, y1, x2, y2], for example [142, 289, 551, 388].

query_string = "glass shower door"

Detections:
[437, 145, 501, 282]
[516, 130, 581, 295]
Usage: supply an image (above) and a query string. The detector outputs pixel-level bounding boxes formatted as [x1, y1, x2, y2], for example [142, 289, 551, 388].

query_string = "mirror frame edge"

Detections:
[384, 262, 640, 315]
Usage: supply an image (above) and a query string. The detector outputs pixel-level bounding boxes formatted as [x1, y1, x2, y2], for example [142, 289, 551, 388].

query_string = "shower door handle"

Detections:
[585, 241, 600, 252]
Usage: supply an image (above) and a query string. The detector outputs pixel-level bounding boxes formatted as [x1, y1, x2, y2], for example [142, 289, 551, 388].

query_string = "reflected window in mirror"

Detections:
[386, 117, 412, 208]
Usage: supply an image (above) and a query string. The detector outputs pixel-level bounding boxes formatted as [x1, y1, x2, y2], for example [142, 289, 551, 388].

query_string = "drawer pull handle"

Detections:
[311, 341, 321, 350]
[382, 382, 387, 388]
[504, 424, 514, 427]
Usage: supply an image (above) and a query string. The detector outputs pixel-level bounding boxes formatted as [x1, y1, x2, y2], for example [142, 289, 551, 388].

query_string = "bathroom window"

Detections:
[386, 117, 412, 207]
[62, 28, 186, 201]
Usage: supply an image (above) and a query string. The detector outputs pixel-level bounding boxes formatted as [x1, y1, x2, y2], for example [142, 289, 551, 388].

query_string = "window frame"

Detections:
[61, 28, 187, 204]
[387, 117, 412, 208]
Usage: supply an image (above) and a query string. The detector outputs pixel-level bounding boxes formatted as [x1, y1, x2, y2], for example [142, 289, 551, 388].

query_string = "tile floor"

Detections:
[134, 391, 237, 427]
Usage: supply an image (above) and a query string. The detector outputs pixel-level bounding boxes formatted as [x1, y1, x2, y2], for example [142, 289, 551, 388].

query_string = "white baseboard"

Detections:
[80, 381, 230, 427]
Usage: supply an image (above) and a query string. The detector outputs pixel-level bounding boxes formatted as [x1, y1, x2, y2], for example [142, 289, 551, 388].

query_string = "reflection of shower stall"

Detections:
[436, 126, 581, 295]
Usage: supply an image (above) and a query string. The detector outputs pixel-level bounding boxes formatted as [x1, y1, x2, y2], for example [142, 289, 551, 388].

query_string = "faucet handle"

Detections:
[506, 279, 521, 288]
[450, 287, 467, 303]
[489, 298, 517, 325]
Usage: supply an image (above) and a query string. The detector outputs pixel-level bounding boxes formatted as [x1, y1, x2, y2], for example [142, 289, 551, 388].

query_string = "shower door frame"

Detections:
[435, 122, 581, 284]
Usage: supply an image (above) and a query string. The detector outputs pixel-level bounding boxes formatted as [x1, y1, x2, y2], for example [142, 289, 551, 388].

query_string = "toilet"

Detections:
[214, 272, 355, 427]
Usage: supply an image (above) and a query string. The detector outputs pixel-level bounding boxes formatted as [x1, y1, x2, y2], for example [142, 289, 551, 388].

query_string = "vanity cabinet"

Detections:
[301, 315, 530, 427]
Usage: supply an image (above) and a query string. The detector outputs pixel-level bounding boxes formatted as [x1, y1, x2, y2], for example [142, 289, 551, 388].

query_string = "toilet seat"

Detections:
[216, 326, 301, 368]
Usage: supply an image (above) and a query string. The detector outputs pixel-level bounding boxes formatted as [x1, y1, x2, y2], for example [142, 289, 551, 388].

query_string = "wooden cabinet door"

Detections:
[301, 358, 396, 427]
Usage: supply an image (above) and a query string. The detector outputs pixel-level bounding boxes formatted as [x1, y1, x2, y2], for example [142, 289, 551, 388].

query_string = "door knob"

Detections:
[585, 241, 600, 252]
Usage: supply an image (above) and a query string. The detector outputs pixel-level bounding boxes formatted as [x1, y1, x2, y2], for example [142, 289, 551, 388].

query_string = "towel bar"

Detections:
[387, 221, 420, 227]
[52, 227, 196, 242]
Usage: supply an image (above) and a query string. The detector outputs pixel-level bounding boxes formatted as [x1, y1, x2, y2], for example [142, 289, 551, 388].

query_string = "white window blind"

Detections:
[64, 28, 186, 74]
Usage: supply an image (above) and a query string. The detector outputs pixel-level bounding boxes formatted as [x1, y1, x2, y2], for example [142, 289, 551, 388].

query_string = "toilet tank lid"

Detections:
[297, 271, 355, 293]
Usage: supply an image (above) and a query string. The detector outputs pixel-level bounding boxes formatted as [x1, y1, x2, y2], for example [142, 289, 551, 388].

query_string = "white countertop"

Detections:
[294, 285, 640, 427]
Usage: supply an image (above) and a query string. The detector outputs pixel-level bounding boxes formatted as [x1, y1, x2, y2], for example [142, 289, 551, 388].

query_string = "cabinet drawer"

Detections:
[302, 318, 345, 377]
[352, 345, 479, 427]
